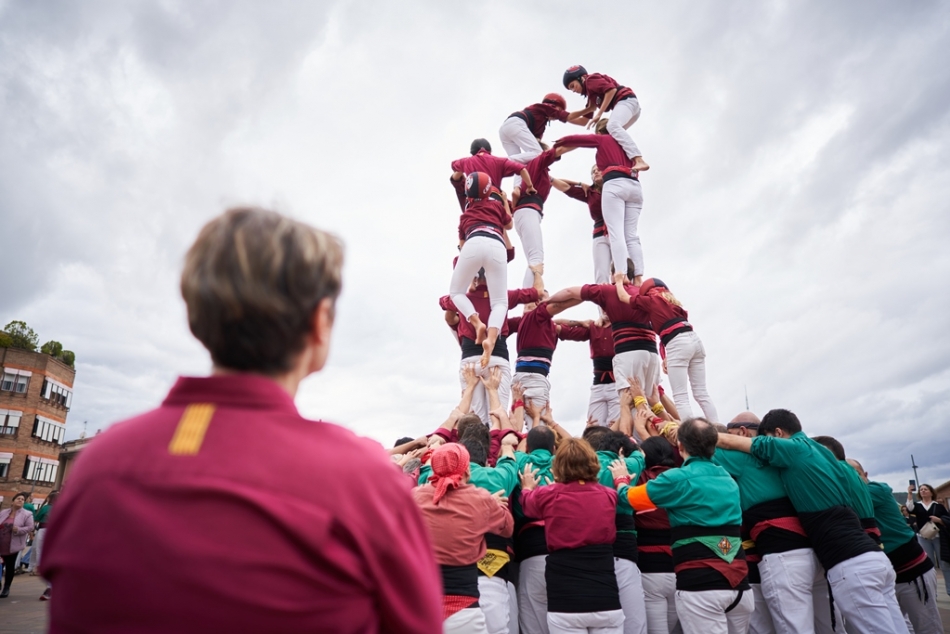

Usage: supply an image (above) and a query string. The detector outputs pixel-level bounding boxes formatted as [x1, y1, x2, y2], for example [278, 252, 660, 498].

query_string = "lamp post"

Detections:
[911, 455, 920, 491]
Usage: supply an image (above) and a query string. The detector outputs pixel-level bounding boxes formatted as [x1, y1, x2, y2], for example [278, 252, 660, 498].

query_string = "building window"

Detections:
[0, 463, 8, 478]
[1, 368, 32, 394]
[40, 377, 72, 409]
[22, 457, 58, 484]
[31, 416, 65, 445]
[0, 410, 22, 436]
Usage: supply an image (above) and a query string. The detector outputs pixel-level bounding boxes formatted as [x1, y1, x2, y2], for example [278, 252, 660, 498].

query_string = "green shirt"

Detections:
[868, 481, 916, 554]
[418, 455, 520, 496]
[711, 448, 787, 512]
[750, 432, 852, 513]
[640, 456, 742, 528]
[513, 449, 554, 519]
[34, 504, 52, 524]
[840, 462, 875, 521]
[597, 450, 646, 515]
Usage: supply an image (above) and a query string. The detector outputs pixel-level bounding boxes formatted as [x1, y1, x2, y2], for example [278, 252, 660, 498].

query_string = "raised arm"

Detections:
[588, 88, 617, 129]
[614, 272, 633, 303]
[544, 297, 583, 317]
[541, 405, 572, 440]
[716, 433, 753, 453]
[547, 286, 584, 304]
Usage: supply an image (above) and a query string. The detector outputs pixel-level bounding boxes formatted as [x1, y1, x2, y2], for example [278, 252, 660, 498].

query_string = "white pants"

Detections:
[642, 572, 678, 634]
[601, 178, 644, 278]
[451, 236, 509, 331]
[592, 236, 613, 284]
[894, 568, 943, 634]
[607, 98, 642, 160]
[748, 583, 775, 634]
[513, 372, 551, 415]
[461, 356, 512, 425]
[480, 575, 513, 634]
[664, 331, 718, 423]
[515, 208, 544, 289]
[675, 588, 754, 634]
[520, 555, 550, 634]
[500, 116, 543, 164]
[759, 548, 824, 634]
[826, 551, 909, 634]
[589, 383, 621, 426]
[615, 558, 648, 634]
[548, 610, 625, 634]
[28, 527, 46, 572]
[613, 350, 660, 398]
[446, 606, 490, 634]
[509, 579, 521, 634]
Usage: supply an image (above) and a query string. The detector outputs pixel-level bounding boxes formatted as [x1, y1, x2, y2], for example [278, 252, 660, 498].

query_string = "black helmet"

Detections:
[562, 65, 587, 89]
[639, 278, 668, 296]
[470, 138, 492, 155]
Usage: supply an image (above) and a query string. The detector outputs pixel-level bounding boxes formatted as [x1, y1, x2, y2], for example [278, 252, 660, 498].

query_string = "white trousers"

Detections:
[592, 236, 613, 284]
[500, 116, 543, 164]
[826, 551, 909, 634]
[480, 575, 513, 634]
[759, 548, 824, 634]
[664, 331, 718, 423]
[451, 236, 509, 331]
[512, 372, 551, 415]
[548, 610, 625, 634]
[519, 555, 550, 634]
[509, 579, 521, 634]
[589, 383, 621, 426]
[894, 568, 943, 634]
[607, 98, 642, 160]
[515, 207, 544, 289]
[616, 558, 648, 634]
[613, 350, 660, 398]
[642, 572, 679, 634]
[28, 527, 46, 572]
[748, 584, 775, 634]
[461, 355, 512, 425]
[601, 178, 644, 278]
[675, 588, 754, 634]
[446, 606, 490, 634]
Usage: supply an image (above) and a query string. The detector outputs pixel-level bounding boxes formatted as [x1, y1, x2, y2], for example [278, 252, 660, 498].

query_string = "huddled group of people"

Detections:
[390, 65, 949, 634]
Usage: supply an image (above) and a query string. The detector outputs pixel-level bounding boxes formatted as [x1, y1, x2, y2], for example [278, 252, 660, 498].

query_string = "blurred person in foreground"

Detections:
[41, 207, 443, 633]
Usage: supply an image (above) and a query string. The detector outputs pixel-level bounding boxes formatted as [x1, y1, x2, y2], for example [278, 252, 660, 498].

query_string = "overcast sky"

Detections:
[2, 0, 949, 495]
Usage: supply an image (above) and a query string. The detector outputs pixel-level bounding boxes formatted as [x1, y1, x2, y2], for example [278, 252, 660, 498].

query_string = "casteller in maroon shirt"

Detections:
[451, 150, 526, 189]
[515, 148, 561, 211]
[582, 73, 636, 111]
[580, 284, 657, 354]
[508, 102, 570, 140]
[555, 134, 635, 178]
[561, 183, 606, 238]
[41, 374, 443, 634]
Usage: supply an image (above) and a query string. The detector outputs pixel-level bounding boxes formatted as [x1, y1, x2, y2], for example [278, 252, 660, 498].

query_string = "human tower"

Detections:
[440, 64, 719, 431]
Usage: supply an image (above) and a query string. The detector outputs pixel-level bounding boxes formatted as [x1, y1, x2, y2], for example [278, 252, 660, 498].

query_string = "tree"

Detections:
[2, 321, 39, 352]
[0, 332, 11, 348]
[41, 340, 64, 357]
[61, 350, 76, 368]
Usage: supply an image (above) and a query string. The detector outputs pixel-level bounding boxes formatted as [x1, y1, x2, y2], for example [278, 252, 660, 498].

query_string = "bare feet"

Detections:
[632, 275, 643, 286]
[470, 315, 487, 345]
[632, 157, 650, 172]
[480, 341, 492, 368]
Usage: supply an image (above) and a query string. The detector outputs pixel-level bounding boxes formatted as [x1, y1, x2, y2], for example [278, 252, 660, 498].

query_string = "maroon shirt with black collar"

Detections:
[511, 102, 570, 140]
[581, 284, 657, 354]
[451, 150, 526, 188]
[41, 375, 443, 634]
[516, 148, 561, 209]
[582, 73, 636, 111]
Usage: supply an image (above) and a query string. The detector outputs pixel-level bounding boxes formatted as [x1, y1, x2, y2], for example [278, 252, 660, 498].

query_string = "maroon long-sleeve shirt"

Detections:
[581, 284, 657, 354]
[517, 148, 560, 207]
[458, 197, 509, 238]
[452, 150, 525, 188]
[630, 294, 693, 346]
[520, 481, 618, 550]
[510, 102, 570, 140]
[562, 183, 606, 237]
[440, 287, 540, 341]
[582, 73, 636, 110]
[41, 375, 443, 634]
[555, 134, 634, 175]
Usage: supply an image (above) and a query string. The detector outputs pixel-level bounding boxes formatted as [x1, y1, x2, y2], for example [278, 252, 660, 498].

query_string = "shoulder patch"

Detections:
[168, 403, 215, 455]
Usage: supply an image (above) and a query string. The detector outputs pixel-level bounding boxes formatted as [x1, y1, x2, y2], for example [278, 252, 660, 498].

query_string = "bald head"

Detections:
[847, 458, 868, 483]
[726, 411, 761, 437]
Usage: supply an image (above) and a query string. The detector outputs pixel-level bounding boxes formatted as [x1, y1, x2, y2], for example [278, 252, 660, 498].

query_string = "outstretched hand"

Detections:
[627, 376, 646, 400]
[520, 465, 540, 491]
[608, 458, 629, 480]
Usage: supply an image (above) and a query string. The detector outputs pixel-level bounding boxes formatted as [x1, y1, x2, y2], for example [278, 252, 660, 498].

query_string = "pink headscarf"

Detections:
[429, 443, 470, 505]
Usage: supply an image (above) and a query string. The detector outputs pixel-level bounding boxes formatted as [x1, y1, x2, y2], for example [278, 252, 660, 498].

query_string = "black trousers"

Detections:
[1, 553, 18, 589]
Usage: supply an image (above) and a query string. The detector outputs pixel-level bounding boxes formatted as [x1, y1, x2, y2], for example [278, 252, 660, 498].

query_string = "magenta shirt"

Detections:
[520, 481, 618, 550]
[41, 375, 443, 634]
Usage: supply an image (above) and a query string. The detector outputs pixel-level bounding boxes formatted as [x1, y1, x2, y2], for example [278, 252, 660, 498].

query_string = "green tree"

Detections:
[61, 350, 76, 368]
[0, 332, 11, 348]
[2, 321, 39, 352]
[41, 340, 64, 357]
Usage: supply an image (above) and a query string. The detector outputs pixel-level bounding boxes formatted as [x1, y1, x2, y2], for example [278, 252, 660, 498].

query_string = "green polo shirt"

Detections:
[750, 432, 852, 513]
[639, 456, 742, 528]
[840, 461, 875, 521]
[597, 450, 646, 514]
[711, 448, 787, 512]
[513, 449, 554, 519]
[868, 481, 916, 554]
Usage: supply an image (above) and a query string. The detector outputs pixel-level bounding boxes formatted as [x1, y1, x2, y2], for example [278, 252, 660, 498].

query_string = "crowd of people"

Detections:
[23, 66, 946, 634]
[397, 64, 948, 633]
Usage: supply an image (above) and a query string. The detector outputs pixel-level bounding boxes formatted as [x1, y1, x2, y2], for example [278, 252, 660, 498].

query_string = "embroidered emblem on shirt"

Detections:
[718, 537, 733, 556]
[168, 403, 215, 455]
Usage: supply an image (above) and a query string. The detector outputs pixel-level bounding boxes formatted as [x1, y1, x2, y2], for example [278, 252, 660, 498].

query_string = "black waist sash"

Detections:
[798, 506, 881, 571]
[441, 563, 479, 599]
[593, 356, 615, 385]
[614, 513, 638, 562]
[546, 544, 620, 614]
[461, 335, 509, 361]
[479, 532, 514, 583]
[887, 536, 934, 584]
[743, 497, 810, 555]
[670, 524, 749, 592]
[515, 522, 548, 562]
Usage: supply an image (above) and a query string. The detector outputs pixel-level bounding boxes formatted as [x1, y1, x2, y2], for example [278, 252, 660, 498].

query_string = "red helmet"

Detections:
[465, 172, 493, 199]
[542, 92, 567, 110]
[639, 278, 668, 296]
[562, 65, 587, 89]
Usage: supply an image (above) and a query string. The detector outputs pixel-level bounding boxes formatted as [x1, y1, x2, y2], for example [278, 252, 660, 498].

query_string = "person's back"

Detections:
[41, 207, 443, 634]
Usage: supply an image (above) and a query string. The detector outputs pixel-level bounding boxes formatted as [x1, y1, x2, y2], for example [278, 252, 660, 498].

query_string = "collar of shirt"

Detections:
[162, 374, 300, 415]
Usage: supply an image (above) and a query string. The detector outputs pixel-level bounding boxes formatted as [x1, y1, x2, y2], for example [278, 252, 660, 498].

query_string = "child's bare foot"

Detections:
[632, 157, 650, 172]
[474, 321, 488, 345]
[480, 341, 492, 368]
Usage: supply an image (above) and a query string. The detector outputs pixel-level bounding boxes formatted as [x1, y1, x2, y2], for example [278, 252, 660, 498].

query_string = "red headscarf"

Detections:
[429, 443, 470, 505]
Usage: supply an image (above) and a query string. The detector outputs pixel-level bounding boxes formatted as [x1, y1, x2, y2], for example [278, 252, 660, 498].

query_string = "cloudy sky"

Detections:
[2, 0, 949, 495]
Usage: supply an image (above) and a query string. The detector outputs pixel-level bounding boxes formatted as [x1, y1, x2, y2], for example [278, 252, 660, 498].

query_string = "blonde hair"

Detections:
[594, 118, 609, 134]
[181, 207, 344, 373]
[659, 290, 682, 307]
